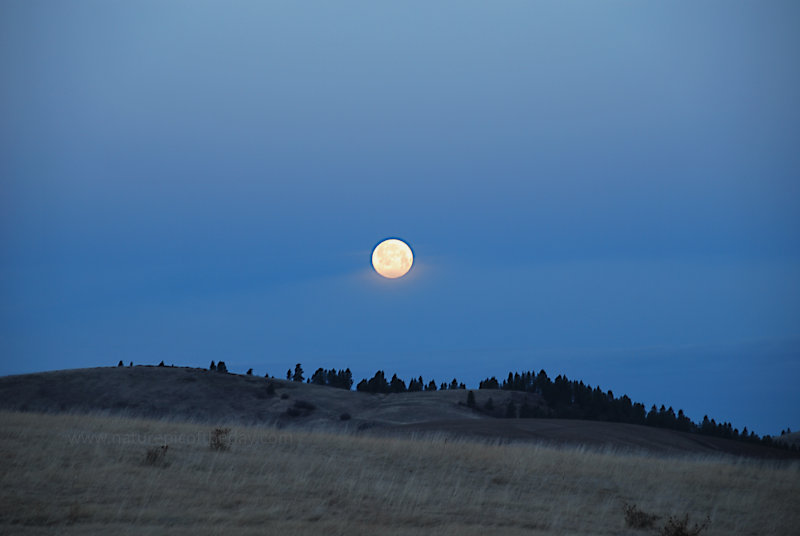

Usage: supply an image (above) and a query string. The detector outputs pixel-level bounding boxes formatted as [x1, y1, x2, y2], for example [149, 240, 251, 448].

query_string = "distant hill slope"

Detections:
[0, 366, 795, 459]
[0, 366, 484, 426]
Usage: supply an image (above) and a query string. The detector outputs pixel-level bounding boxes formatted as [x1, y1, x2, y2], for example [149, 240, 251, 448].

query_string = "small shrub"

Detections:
[340, 412, 351, 421]
[144, 445, 168, 465]
[210, 428, 231, 451]
[466, 390, 476, 408]
[280, 393, 289, 400]
[659, 514, 710, 536]
[266, 382, 276, 396]
[286, 399, 316, 417]
[294, 400, 315, 411]
[246, 368, 253, 375]
[624, 503, 660, 529]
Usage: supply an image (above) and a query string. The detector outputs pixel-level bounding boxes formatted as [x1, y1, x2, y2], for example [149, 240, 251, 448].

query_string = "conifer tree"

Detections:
[341, 368, 354, 390]
[390, 374, 407, 393]
[292, 363, 304, 382]
[367, 370, 389, 393]
[479, 376, 499, 389]
[311, 368, 326, 385]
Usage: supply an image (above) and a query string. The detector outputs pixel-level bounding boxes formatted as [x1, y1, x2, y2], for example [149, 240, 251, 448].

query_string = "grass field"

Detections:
[1, 410, 797, 535]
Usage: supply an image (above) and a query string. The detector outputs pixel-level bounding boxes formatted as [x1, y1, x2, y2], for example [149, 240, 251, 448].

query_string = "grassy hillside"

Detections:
[0, 365, 484, 425]
[1, 410, 798, 535]
[0, 366, 795, 459]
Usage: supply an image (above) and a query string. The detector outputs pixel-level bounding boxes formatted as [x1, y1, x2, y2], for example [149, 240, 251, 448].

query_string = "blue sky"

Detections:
[2, 1, 799, 435]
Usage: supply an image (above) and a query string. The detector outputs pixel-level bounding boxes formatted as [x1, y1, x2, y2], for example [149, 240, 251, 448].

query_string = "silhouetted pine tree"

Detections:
[357, 371, 391, 393]
[292, 363, 304, 382]
[390, 374, 406, 393]
[339, 368, 354, 390]
[246, 368, 253, 376]
[216, 361, 228, 373]
[311, 368, 326, 386]
[647, 405, 659, 427]
[407, 378, 422, 392]
[676, 409, 693, 432]
[479, 377, 500, 389]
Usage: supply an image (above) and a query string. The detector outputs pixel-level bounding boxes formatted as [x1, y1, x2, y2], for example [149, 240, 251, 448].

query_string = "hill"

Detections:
[0, 365, 795, 459]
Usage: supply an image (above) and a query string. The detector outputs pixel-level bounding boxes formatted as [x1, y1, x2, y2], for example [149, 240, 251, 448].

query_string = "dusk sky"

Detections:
[2, 2, 799, 436]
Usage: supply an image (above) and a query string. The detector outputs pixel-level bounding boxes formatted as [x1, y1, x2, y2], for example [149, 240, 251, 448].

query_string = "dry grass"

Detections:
[0, 410, 797, 535]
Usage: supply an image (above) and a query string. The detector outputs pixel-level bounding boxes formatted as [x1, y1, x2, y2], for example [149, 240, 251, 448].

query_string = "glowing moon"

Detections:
[371, 238, 413, 279]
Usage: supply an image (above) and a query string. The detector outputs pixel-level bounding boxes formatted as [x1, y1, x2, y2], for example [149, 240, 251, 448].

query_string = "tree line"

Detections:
[127, 359, 792, 452]
[355, 371, 466, 393]
[280, 364, 465, 394]
[284, 363, 791, 451]
[476, 369, 792, 450]
[283, 364, 354, 390]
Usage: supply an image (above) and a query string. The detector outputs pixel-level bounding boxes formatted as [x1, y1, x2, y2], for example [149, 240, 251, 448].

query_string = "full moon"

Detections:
[371, 238, 413, 279]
